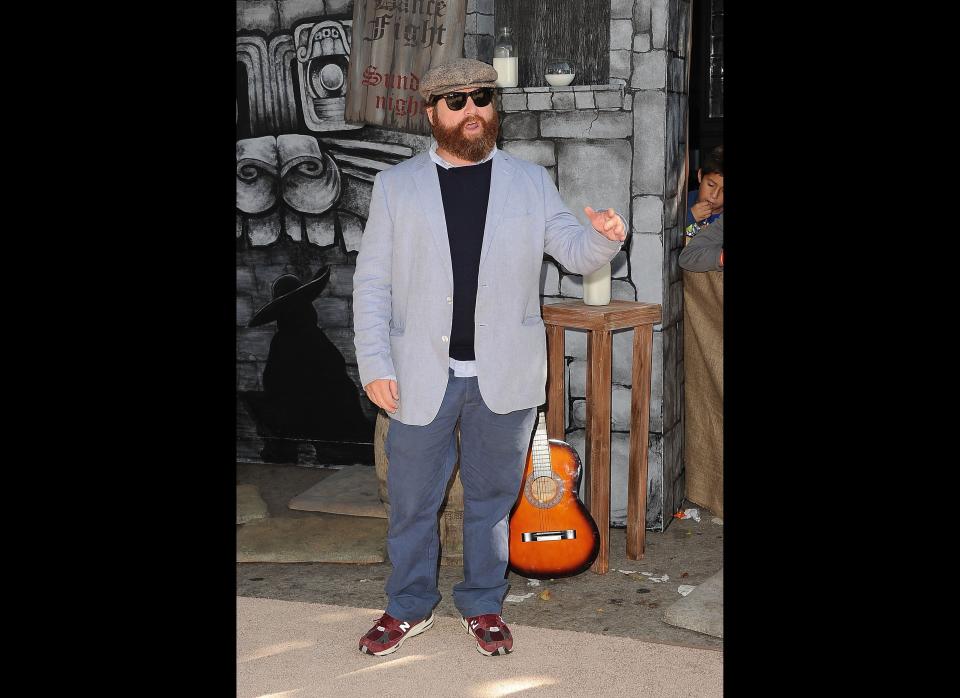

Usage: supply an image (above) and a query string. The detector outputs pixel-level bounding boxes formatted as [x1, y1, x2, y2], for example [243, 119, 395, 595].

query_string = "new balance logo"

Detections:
[399, 621, 410, 632]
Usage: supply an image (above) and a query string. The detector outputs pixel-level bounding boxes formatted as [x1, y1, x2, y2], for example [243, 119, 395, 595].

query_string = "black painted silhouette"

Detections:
[241, 267, 373, 464]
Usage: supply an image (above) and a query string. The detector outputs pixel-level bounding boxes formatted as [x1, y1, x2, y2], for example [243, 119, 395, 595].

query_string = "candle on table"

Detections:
[583, 262, 611, 306]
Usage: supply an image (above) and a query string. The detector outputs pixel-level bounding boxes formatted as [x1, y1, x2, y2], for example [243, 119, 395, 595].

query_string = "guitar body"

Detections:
[508, 420, 600, 579]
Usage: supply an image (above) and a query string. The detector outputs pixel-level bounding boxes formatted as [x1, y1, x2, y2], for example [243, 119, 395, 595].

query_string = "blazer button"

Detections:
[446, 296, 452, 303]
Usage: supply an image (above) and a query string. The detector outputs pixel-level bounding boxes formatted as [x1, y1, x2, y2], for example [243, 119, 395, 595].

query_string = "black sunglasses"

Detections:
[432, 87, 494, 111]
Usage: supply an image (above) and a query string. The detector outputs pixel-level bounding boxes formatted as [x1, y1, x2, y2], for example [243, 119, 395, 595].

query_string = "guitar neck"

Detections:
[531, 412, 552, 479]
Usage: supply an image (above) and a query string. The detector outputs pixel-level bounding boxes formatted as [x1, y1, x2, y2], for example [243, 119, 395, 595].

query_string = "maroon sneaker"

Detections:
[461, 614, 513, 656]
[358, 611, 434, 656]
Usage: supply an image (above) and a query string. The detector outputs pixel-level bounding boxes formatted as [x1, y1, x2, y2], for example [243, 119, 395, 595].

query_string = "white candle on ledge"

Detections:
[582, 262, 611, 306]
[493, 57, 518, 88]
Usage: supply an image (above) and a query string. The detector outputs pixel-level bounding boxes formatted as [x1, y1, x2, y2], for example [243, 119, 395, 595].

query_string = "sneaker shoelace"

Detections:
[370, 614, 399, 633]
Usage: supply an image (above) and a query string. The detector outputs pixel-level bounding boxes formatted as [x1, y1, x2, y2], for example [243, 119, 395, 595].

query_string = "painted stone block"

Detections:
[502, 139, 555, 166]
[575, 90, 596, 109]
[551, 91, 576, 110]
[541, 111, 632, 139]
[632, 91, 665, 195]
[500, 112, 539, 139]
[528, 93, 553, 111]
[557, 140, 632, 230]
[632, 195, 663, 233]
[631, 50, 666, 89]
[611, 279, 635, 301]
[629, 233, 664, 305]
[610, 19, 634, 51]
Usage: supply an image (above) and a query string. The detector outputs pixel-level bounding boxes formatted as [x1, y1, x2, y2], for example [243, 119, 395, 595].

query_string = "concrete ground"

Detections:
[236, 461, 723, 651]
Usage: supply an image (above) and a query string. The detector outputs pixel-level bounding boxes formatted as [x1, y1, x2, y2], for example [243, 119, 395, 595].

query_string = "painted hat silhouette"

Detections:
[247, 266, 330, 327]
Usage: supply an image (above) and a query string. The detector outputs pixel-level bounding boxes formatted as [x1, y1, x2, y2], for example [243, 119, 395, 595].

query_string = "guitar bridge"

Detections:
[520, 530, 577, 542]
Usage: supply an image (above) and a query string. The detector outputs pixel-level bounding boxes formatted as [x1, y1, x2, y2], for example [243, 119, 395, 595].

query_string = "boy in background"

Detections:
[685, 145, 723, 242]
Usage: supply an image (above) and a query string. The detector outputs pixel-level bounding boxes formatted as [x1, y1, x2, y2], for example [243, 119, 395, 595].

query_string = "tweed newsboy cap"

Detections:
[419, 58, 498, 101]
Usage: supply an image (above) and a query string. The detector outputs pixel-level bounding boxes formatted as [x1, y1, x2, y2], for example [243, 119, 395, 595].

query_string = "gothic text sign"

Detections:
[345, 0, 466, 135]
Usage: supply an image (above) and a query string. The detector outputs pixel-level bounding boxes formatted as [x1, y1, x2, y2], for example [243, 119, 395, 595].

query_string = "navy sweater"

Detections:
[436, 160, 493, 361]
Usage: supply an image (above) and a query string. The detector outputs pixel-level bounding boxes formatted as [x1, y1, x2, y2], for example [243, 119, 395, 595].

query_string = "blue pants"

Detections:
[384, 371, 536, 620]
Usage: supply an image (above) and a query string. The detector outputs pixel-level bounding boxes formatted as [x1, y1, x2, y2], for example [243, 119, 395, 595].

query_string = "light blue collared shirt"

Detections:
[428, 139, 498, 170]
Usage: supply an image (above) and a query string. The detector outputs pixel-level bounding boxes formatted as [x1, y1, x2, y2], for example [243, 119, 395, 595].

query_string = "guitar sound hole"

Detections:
[531, 476, 558, 503]
[525, 474, 564, 508]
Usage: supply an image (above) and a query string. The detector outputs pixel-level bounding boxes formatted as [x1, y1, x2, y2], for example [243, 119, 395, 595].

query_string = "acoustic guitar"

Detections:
[508, 410, 600, 579]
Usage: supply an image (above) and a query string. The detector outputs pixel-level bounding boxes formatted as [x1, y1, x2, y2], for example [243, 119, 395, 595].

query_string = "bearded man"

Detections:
[353, 58, 628, 658]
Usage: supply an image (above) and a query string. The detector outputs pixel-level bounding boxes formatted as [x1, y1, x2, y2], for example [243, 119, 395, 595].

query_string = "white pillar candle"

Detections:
[493, 57, 518, 88]
[583, 262, 611, 306]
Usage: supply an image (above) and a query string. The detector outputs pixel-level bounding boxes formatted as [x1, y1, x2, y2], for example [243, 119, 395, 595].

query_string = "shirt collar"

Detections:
[429, 139, 498, 169]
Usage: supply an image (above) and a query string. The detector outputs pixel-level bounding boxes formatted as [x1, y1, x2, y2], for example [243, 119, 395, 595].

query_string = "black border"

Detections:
[88, 4, 240, 690]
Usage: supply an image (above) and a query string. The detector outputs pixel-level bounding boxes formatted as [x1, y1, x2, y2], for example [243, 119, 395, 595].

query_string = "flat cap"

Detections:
[419, 58, 498, 101]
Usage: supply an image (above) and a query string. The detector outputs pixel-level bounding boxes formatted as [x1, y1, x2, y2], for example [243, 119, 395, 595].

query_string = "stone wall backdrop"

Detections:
[236, 0, 693, 530]
[488, 0, 691, 530]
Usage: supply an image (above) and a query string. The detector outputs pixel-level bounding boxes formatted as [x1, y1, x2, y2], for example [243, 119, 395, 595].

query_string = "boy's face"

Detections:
[696, 171, 724, 212]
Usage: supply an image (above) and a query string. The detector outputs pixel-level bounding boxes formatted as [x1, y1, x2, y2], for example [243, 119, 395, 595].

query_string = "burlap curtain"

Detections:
[682, 270, 723, 517]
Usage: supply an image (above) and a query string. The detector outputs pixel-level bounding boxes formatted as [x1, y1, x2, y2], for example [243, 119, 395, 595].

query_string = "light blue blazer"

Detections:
[352, 149, 623, 426]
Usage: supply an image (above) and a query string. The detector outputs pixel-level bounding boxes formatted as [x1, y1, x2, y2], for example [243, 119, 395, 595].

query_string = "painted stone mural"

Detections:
[237, 0, 428, 465]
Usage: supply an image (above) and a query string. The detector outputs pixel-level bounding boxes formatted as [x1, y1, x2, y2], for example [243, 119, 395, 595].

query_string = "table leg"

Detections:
[586, 329, 612, 574]
[627, 325, 653, 560]
[546, 325, 565, 441]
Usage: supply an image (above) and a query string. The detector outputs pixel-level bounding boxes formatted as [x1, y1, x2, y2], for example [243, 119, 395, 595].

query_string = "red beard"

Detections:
[431, 110, 499, 163]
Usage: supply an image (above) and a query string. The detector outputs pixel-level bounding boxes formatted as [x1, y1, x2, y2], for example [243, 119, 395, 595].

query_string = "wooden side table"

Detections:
[541, 300, 662, 573]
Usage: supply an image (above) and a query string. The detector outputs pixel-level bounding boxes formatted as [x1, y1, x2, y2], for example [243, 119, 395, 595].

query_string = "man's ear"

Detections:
[425, 105, 434, 126]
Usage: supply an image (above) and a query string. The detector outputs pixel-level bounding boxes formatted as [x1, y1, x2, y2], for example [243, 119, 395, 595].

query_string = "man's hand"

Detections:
[364, 378, 399, 413]
[690, 200, 714, 224]
[584, 207, 626, 241]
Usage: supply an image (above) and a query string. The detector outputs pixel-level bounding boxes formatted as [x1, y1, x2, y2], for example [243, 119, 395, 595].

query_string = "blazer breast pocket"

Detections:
[502, 210, 533, 223]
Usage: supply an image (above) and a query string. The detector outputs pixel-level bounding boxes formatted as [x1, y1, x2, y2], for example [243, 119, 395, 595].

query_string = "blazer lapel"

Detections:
[479, 151, 515, 268]
[412, 156, 454, 286]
